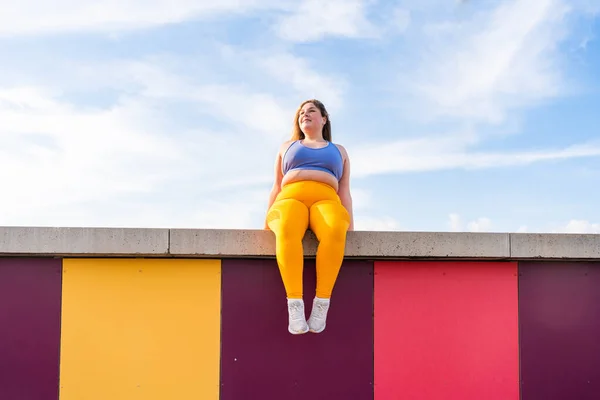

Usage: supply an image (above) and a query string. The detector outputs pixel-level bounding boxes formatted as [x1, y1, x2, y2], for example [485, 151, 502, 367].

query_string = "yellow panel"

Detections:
[59, 258, 221, 400]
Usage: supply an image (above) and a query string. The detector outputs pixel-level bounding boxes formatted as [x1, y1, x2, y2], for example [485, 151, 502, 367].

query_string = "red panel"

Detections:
[374, 261, 519, 400]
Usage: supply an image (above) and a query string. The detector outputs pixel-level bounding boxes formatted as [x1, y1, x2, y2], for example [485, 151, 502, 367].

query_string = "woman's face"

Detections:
[298, 102, 326, 132]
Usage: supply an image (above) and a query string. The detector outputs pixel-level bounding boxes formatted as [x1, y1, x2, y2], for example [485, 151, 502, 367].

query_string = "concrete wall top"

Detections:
[1, 226, 600, 260]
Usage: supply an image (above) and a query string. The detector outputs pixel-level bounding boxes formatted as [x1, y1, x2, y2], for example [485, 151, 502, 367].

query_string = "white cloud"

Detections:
[354, 215, 399, 231]
[255, 53, 347, 112]
[347, 188, 373, 211]
[506, 219, 600, 234]
[467, 217, 493, 232]
[448, 213, 493, 232]
[0, 0, 286, 36]
[187, 189, 270, 229]
[0, 82, 276, 228]
[0, 48, 349, 228]
[0, 86, 183, 221]
[275, 0, 379, 42]
[448, 213, 462, 231]
[554, 219, 600, 233]
[338, 0, 599, 180]
[338, 186, 400, 231]
[447, 218, 600, 234]
[119, 57, 346, 142]
[0, 0, 406, 43]
[389, 7, 411, 33]
[350, 131, 600, 176]
[273, 0, 411, 42]
[401, 0, 572, 124]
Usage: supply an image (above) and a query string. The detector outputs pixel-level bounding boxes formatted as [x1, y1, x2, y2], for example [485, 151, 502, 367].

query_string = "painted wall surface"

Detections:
[0, 258, 62, 400]
[374, 261, 520, 400]
[220, 259, 374, 400]
[519, 261, 600, 400]
[1, 255, 600, 400]
[59, 259, 222, 400]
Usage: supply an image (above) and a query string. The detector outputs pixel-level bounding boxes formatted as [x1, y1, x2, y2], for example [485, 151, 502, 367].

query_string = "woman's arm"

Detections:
[337, 145, 354, 231]
[264, 144, 285, 229]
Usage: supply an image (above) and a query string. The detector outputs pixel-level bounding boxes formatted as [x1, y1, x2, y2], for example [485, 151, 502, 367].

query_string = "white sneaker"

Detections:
[287, 298, 309, 334]
[308, 297, 330, 333]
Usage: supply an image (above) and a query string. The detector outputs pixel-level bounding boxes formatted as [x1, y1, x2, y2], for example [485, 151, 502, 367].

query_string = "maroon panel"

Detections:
[221, 258, 373, 399]
[519, 261, 600, 400]
[0, 258, 62, 400]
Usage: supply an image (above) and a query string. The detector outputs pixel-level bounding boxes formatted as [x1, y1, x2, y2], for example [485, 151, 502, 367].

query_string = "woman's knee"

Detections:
[320, 219, 349, 243]
[279, 220, 308, 240]
[268, 199, 309, 239]
[309, 201, 350, 241]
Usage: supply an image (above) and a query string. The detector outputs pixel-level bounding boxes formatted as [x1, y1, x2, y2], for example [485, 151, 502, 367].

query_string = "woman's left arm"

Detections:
[337, 145, 354, 231]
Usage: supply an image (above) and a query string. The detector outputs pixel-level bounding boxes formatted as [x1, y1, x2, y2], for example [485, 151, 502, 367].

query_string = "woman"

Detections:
[265, 99, 354, 335]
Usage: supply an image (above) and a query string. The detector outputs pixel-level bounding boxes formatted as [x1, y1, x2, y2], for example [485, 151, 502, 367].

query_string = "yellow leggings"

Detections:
[266, 180, 350, 299]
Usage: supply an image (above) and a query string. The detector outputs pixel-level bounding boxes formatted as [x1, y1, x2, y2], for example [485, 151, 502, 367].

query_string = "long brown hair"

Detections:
[291, 99, 331, 141]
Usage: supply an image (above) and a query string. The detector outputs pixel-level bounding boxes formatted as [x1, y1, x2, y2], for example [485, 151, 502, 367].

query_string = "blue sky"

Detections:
[1, 0, 599, 233]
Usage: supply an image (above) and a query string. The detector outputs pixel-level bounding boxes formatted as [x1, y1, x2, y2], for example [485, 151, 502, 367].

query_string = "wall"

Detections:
[1, 227, 600, 399]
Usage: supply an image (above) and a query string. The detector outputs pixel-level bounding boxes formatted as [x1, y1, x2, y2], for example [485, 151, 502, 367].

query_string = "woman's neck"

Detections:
[302, 133, 325, 142]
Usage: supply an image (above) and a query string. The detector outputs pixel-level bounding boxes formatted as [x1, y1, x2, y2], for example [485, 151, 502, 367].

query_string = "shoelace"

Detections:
[312, 302, 327, 319]
[288, 303, 304, 320]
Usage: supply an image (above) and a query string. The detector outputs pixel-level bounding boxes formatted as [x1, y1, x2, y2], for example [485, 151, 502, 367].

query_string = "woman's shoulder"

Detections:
[332, 142, 349, 159]
[278, 140, 296, 156]
[281, 139, 296, 149]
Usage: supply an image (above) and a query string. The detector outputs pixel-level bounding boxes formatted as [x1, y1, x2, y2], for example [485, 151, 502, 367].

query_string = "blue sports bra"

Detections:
[282, 140, 344, 180]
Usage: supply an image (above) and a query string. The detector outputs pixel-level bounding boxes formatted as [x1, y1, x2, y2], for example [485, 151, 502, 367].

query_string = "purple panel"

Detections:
[221, 258, 373, 400]
[519, 261, 600, 400]
[0, 258, 62, 400]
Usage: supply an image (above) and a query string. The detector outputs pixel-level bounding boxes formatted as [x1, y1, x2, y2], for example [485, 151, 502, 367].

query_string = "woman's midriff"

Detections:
[281, 169, 339, 192]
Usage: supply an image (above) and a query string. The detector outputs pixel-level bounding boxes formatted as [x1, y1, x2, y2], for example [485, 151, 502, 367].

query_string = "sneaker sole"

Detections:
[308, 324, 325, 333]
[289, 326, 309, 334]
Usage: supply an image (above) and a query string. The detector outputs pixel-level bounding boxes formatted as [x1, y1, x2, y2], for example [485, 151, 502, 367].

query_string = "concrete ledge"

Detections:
[0, 227, 169, 256]
[0, 227, 599, 260]
[169, 229, 279, 257]
[169, 229, 509, 259]
[510, 233, 600, 259]
[345, 231, 509, 259]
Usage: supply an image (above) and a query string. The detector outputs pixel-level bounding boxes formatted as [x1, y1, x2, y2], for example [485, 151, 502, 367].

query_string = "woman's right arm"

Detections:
[264, 146, 284, 229]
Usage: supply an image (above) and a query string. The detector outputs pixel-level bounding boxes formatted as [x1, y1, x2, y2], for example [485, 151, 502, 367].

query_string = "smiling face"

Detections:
[299, 101, 326, 132]
[291, 99, 332, 141]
